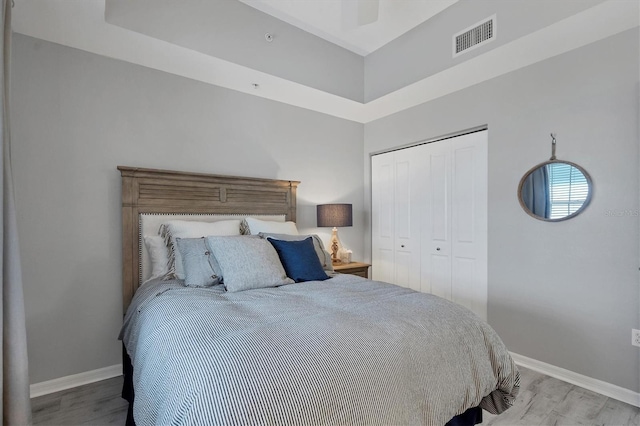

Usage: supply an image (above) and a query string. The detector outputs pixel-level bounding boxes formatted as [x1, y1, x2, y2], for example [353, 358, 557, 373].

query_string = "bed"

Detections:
[117, 166, 519, 426]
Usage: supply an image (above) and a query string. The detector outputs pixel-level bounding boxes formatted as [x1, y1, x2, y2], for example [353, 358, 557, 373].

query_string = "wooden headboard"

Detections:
[118, 166, 300, 312]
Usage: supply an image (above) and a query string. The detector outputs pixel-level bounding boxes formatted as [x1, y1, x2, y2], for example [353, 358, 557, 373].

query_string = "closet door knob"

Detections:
[400, 245, 405, 248]
[436, 247, 441, 251]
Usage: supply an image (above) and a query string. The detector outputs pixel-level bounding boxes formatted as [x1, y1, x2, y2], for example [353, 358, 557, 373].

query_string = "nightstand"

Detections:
[333, 262, 371, 279]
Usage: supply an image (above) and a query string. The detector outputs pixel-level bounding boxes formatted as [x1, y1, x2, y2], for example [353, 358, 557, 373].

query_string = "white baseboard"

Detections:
[30, 364, 123, 399]
[511, 352, 640, 408]
[29, 354, 640, 408]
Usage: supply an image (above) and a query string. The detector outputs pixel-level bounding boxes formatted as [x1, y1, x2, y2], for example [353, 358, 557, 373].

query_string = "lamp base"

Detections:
[330, 227, 342, 265]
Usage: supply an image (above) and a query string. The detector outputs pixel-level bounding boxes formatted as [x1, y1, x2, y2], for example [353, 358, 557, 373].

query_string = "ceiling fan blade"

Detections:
[342, 0, 379, 29]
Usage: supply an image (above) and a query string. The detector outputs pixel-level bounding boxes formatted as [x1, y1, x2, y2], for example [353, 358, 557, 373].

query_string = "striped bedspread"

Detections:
[120, 274, 519, 425]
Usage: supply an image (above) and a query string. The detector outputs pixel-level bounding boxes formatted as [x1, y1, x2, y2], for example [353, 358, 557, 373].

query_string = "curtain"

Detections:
[521, 165, 550, 218]
[1, 0, 31, 424]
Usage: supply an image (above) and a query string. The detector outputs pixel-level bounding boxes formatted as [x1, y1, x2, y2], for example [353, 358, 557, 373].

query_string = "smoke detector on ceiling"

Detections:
[453, 15, 496, 58]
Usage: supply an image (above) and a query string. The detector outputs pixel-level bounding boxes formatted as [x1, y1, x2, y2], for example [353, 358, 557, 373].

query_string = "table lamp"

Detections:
[316, 203, 352, 264]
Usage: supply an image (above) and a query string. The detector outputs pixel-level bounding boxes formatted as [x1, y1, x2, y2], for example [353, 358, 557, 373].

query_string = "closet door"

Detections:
[420, 131, 488, 320]
[393, 148, 423, 291]
[421, 141, 452, 299]
[372, 130, 487, 320]
[450, 132, 488, 321]
[371, 149, 423, 290]
[371, 153, 395, 284]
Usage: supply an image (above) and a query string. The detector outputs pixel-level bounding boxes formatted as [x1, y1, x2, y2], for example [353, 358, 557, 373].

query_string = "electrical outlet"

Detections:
[633, 329, 640, 347]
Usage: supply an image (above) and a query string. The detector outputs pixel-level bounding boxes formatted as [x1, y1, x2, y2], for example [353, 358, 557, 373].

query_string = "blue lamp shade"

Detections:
[317, 204, 353, 228]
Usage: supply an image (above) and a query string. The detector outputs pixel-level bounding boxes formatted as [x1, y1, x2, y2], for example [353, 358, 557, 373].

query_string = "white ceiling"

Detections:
[238, 0, 459, 55]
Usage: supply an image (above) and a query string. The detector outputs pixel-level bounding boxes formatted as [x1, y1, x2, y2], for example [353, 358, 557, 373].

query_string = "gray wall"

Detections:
[11, 15, 640, 395]
[364, 28, 639, 392]
[364, 0, 604, 102]
[11, 34, 364, 384]
[105, 0, 365, 103]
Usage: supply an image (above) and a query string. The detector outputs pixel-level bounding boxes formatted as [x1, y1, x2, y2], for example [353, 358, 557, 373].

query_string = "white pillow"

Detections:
[245, 217, 298, 235]
[144, 235, 169, 279]
[160, 219, 241, 279]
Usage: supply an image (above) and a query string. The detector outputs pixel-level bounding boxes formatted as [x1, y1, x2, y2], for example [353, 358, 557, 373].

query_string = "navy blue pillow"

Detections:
[267, 237, 330, 283]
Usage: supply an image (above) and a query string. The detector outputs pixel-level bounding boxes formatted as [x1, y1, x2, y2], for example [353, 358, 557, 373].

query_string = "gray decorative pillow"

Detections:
[258, 232, 334, 272]
[175, 237, 222, 287]
[159, 219, 241, 280]
[205, 236, 294, 293]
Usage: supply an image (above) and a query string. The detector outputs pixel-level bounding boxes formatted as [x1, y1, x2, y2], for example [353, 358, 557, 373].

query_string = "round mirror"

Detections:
[518, 160, 592, 221]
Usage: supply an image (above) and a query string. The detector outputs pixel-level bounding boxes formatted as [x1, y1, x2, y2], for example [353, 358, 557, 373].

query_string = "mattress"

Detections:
[120, 274, 519, 425]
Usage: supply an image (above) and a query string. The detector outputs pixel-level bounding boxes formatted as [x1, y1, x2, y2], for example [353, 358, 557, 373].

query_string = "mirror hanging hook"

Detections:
[550, 133, 557, 160]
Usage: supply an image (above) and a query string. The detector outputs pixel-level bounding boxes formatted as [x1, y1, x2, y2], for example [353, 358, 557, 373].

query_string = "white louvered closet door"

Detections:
[372, 130, 488, 321]
[371, 148, 424, 291]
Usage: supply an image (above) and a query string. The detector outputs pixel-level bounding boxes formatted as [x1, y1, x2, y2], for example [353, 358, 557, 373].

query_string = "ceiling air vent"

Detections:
[453, 15, 496, 58]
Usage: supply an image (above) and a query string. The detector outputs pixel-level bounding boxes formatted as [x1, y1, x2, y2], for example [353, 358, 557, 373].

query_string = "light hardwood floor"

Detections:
[31, 366, 639, 426]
